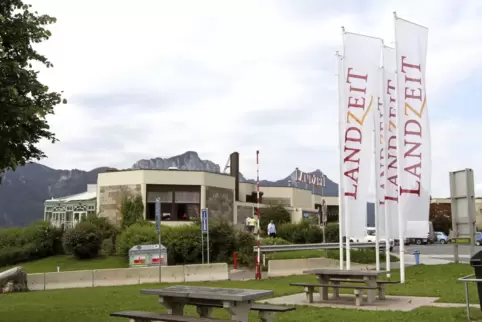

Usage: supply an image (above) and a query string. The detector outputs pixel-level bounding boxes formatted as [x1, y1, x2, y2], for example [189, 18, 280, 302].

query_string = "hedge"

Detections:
[116, 220, 255, 266]
[276, 221, 340, 244]
[0, 221, 63, 266]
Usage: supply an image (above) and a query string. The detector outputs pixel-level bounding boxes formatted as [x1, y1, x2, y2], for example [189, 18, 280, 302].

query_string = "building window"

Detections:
[73, 211, 87, 224]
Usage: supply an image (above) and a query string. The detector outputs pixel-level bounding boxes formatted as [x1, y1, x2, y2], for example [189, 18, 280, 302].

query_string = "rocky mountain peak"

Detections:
[131, 151, 220, 172]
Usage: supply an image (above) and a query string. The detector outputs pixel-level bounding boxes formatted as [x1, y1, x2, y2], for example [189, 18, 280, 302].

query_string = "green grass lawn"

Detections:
[3, 255, 128, 273]
[267, 249, 399, 264]
[0, 264, 480, 321]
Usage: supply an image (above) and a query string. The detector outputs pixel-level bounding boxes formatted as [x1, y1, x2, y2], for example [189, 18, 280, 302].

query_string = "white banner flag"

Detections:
[341, 32, 382, 239]
[337, 53, 345, 238]
[394, 16, 431, 238]
[382, 46, 399, 238]
[374, 82, 385, 237]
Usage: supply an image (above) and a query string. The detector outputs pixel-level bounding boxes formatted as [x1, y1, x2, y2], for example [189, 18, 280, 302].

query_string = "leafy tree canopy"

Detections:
[0, 0, 65, 177]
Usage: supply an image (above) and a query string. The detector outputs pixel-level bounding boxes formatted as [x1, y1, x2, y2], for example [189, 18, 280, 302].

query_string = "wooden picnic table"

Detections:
[302, 268, 388, 304]
[141, 285, 274, 322]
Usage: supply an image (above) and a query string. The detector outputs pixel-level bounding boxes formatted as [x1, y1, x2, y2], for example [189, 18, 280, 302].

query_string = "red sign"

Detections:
[133, 256, 145, 265]
[151, 255, 164, 264]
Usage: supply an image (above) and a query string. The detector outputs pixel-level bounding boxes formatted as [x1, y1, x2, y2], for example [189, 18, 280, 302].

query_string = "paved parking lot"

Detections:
[392, 244, 479, 263]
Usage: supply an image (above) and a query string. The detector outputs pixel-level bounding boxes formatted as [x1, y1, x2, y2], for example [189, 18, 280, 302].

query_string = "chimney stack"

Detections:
[229, 152, 240, 201]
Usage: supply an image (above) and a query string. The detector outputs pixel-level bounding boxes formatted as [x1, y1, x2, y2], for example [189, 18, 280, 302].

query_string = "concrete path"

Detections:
[261, 292, 475, 311]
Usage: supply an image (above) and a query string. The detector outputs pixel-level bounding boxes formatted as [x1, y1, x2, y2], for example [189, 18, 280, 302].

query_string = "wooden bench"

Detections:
[290, 282, 377, 306]
[190, 302, 295, 322]
[111, 311, 233, 322]
[330, 278, 401, 300]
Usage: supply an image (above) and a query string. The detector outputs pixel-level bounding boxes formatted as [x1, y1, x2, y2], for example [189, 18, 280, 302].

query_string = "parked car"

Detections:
[475, 232, 482, 246]
[349, 228, 395, 251]
[435, 231, 449, 244]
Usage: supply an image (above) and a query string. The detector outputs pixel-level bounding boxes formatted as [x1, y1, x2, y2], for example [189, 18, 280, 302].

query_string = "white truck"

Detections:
[404, 221, 434, 245]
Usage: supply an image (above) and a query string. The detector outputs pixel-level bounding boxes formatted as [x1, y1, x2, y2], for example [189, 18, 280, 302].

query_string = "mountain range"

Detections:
[0, 151, 340, 227]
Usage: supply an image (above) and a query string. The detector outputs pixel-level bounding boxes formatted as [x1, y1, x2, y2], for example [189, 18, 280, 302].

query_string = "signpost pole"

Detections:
[322, 199, 327, 243]
[155, 198, 162, 283]
[201, 208, 210, 264]
[206, 208, 210, 264]
[201, 210, 205, 264]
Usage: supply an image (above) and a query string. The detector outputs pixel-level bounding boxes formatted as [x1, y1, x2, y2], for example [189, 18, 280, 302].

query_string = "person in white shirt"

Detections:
[267, 220, 276, 238]
[245, 216, 251, 231]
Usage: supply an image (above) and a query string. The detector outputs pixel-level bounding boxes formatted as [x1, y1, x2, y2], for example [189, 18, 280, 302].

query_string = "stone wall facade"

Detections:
[262, 197, 291, 206]
[99, 184, 142, 226]
[205, 186, 234, 222]
[237, 204, 255, 226]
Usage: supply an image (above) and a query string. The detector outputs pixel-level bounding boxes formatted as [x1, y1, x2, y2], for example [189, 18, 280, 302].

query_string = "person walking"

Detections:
[245, 216, 251, 231]
[267, 220, 276, 238]
[248, 216, 257, 233]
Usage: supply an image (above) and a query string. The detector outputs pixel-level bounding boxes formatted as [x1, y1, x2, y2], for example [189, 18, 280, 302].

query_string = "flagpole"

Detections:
[373, 114, 380, 272]
[393, 10, 406, 284]
[380, 59, 392, 278]
[336, 50, 345, 270]
[341, 25, 351, 270]
[379, 42, 392, 276]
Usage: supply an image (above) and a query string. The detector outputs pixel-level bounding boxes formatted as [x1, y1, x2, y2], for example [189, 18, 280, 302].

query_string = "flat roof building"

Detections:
[44, 164, 339, 229]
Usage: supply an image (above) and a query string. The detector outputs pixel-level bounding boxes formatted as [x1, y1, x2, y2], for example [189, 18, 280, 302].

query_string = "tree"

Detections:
[120, 194, 144, 229]
[259, 205, 291, 231]
[430, 202, 452, 234]
[0, 1, 66, 177]
[62, 222, 102, 259]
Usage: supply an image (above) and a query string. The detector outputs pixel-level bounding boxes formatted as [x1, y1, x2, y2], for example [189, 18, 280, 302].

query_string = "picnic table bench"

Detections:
[190, 301, 295, 322]
[290, 269, 390, 306]
[136, 285, 290, 322]
[290, 282, 377, 306]
[111, 310, 232, 322]
[329, 278, 400, 300]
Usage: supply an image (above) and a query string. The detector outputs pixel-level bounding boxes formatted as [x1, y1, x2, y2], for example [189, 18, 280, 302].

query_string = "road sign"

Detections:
[450, 169, 477, 261]
[322, 199, 328, 225]
[201, 208, 209, 233]
[155, 198, 161, 233]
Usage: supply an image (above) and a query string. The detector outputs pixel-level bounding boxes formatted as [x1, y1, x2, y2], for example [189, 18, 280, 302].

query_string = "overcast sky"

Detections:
[32, 0, 482, 197]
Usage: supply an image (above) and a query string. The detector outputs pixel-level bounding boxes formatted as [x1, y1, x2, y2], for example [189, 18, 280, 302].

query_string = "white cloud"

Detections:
[31, 0, 482, 196]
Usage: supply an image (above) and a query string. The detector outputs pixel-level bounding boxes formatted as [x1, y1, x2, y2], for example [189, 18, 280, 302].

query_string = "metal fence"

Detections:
[253, 242, 385, 253]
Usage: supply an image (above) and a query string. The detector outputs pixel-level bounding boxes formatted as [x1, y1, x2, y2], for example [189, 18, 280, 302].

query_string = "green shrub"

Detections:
[62, 222, 102, 259]
[116, 222, 159, 257]
[206, 220, 237, 264]
[324, 223, 339, 242]
[277, 221, 323, 244]
[120, 194, 144, 229]
[82, 214, 119, 240]
[162, 225, 202, 265]
[101, 238, 115, 256]
[260, 237, 290, 245]
[235, 230, 256, 267]
[259, 205, 291, 233]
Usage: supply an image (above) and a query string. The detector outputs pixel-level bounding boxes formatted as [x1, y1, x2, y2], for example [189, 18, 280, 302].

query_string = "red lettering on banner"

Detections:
[377, 98, 385, 205]
[344, 127, 361, 198]
[343, 67, 369, 200]
[385, 76, 399, 202]
[401, 57, 421, 73]
[399, 55, 425, 197]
